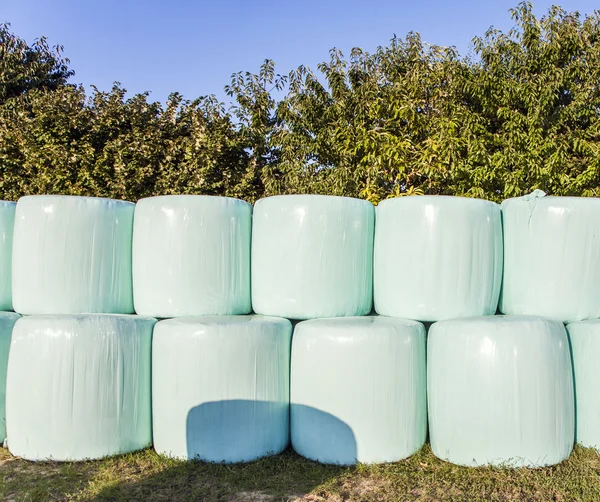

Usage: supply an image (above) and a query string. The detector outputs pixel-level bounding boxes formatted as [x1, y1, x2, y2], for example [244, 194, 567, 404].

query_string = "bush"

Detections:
[2, 2, 600, 203]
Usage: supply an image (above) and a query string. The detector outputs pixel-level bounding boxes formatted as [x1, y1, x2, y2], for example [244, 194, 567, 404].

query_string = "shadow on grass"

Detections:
[0, 446, 353, 502]
[88, 448, 353, 501]
[89, 402, 356, 501]
[0, 450, 102, 501]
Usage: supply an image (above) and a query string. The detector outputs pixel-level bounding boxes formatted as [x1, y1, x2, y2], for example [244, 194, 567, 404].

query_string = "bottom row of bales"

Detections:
[0, 313, 596, 466]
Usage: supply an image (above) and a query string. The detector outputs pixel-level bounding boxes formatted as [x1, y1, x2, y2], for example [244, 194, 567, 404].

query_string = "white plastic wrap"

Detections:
[6, 314, 156, 461]
[252, 195, 374, 319]
[428, 315, 574, 467]
[133, 195, 252, 317]
[374, 195, 503, 321]
[12, 196, 135, 315]
[0, 312, 20, 442]
[501, 191, 600, 322]
[0, 201, 16, 311]
[291, 316, 426, 465]
[566, 320, 600, 450]
[152, 315, 292, 463]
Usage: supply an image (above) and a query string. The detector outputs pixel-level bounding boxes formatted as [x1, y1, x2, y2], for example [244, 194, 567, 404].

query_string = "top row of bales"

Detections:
[0, 190, 598, 322]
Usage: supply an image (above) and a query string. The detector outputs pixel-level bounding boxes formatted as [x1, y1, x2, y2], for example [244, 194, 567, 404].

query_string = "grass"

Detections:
[1, 444, 600, 501]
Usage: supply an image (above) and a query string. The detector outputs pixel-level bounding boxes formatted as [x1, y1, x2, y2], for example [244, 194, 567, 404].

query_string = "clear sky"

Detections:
[3, 0, 599, 104]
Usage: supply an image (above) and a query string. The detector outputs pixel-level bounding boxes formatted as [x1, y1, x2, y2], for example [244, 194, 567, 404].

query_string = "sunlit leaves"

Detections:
[2, 3, 600, 203]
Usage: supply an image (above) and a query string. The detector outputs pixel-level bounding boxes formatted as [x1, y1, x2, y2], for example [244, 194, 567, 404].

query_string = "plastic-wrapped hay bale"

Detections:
[501, 191, 600, 322]
[428, 316, 574, 467]
[252, 195, 374, 319]
[133, 195, 252, 317]
[5, 314, 156, 461]
[12, 196, 134, 315]
[153, 315, 291, 462]
[291, 317, 426, 465]
[566, 320, 600, 450]
[0, 201, 16, 311]
[374, 196, 503, 321]
[0, 312, 20, 442]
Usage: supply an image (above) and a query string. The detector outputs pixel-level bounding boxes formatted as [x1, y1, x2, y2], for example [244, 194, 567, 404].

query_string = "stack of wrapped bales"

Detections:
[252, 195, 427, 464]
[2, 186, 597, 469]
[6, 196, 156, 461]
[133, 195, 291, 463]
[0, 202, 18, 443]
[501, 190, 600, 459]
[375, 194, 574, 467]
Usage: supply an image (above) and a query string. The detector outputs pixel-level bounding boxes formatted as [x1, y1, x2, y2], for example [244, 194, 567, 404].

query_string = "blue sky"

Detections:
[3, 0, 599, 104]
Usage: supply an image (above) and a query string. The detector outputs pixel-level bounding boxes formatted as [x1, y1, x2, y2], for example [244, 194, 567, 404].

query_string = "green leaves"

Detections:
[2, 4, 600, 204]
[0, 84, 251, 201]
[0, 23, 73, 106]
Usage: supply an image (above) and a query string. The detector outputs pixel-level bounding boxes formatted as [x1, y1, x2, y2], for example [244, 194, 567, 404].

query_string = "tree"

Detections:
[273, 36, 462, 203]
[0, 23, 73, 105]
[266, 2, 600, 202]
[0, 84, 253, 201]
[461, 2, 600, 198]
[2, 3, 600, 203]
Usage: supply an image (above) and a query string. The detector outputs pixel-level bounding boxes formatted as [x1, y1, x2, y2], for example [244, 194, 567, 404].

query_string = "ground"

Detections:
[1, 444, 599, 501]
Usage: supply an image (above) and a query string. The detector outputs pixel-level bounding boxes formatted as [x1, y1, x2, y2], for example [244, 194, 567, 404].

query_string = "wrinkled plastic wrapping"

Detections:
[0, 202, 16, 311]
[566, 320, 600, 450]
[153, 315, 291, 462]
[0, 312, 20, 442]
[252, 195, 374, 319]
[501, 191, 600, 322]
[12, 196, 135, 315]
[428, 315, 574, 467]
[291, 316, 426, 465]
[375, 196, 503, 321]
[6, 314, 156, 461]
[133, 195, 252, 317]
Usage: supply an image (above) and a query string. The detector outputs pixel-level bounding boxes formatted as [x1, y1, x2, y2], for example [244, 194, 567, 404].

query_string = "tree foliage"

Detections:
[2, 3, 600, 203]
[0, 23, 73, 105]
